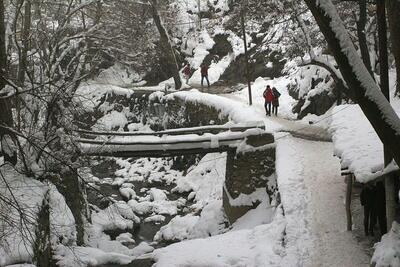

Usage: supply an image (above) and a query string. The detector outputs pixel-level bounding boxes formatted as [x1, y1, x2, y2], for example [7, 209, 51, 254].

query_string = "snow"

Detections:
[276, 135, 370, 266]
[54, 245, 133, 267]
[329, 72, 400, 182]
[91, 201, 140, 231]
[372, 222, 400, 267]
[0, 165, 47, 266]
[79, 128, 267, 155]
[94, 110, 129, 131]
[173, 153, 226, 207]
[152, 208, 286, 267]
[74, 82, 133, 112]
[48, 184, 76, 246]
[330, 105, 386, 181]
[95, 64, 141, 87]
[224, 186, 269, 207]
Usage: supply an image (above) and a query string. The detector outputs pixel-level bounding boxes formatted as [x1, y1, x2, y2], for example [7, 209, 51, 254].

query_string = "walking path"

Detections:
[276, 136, 370, 266]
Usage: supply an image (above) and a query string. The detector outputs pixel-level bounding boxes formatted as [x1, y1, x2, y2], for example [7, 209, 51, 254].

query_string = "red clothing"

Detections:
[201, 65, 208, 76]
[182, 66, 191, 76]
[263, 88, 274, 102]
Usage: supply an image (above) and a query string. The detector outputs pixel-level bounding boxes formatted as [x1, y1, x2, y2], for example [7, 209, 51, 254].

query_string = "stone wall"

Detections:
[223, 133, 276, 224]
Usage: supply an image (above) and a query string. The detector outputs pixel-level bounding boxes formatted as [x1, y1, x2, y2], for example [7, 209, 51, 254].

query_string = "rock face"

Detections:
[220, 48, 286, 85]
[289, 74, 341, 119]
[203, 34, 233, 67]
[164, 97, 229, 129]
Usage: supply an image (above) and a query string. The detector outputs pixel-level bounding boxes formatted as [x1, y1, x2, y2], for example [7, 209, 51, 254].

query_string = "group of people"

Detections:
[182, 63, 210, 88]
[183, 64, 282, 117]
[360, 182, 387, 237]
[263, 85, 281, 116]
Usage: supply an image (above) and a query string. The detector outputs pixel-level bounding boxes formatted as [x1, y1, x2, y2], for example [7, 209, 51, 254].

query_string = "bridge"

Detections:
[75, 121, 276, 224]
[76, 121, 268, 157]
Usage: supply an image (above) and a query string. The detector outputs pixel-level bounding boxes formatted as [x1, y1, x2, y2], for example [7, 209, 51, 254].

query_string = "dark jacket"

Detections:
[360, 186, 375, 206]
[201, 65, 208, 76]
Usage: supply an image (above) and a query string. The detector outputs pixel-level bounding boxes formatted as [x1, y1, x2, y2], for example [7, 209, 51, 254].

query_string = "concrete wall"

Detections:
[223, 134, 276, 224]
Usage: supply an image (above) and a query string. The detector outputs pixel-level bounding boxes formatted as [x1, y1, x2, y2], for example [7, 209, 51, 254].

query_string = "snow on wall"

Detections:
[165, 90, 282, 131]
[329, 72, 400, 182]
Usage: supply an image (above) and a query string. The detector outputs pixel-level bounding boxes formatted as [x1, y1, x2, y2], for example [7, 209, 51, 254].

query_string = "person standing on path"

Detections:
[200, 63, 210, 88]
[272, 87, 281, 116]
[263, 85, 274, 116]
[182, 63, 191, 84]
[360, 184, 376, 236]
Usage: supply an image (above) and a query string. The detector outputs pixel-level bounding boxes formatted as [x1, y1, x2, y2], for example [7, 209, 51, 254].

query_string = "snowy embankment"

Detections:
[0, 165, 77, 266]
[329, 72, 400, 182]
[153, 205, 285, 267]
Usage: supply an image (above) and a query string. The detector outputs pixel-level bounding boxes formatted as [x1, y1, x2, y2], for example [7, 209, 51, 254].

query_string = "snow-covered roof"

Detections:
[330, 94, 400, 183]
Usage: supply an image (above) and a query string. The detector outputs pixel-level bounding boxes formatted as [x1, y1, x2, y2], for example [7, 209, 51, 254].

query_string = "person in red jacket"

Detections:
[200, 63, 210, 88]
[182, 63, 191, 84]
[263, 85, 274, 116]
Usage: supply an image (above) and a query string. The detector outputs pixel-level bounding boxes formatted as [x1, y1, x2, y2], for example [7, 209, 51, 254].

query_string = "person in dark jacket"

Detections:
[263, 85, 274, 116]
[200, 63, 210, 88]
[360, 184, 376, 236]
[272, 87, 281, 116]
[374, 181, 387, 235]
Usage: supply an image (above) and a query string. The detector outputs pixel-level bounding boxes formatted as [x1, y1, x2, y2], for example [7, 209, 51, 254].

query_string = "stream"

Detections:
[85, 156, 197, 250]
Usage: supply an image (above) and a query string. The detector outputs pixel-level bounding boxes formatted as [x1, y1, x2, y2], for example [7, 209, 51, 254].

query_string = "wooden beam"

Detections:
[74, 122, 266, 137]
[83, 147, 237, 158]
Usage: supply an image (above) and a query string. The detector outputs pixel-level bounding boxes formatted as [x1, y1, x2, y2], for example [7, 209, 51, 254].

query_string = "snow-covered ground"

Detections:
[3, 71, 383, 266]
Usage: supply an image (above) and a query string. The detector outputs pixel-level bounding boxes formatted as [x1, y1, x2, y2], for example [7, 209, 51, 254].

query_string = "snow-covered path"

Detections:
[277, 136, 370, 267]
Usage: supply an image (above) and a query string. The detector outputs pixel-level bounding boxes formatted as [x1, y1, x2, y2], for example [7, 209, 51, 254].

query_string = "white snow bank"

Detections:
[0, 165, 47, 266]
[152, 207, 285, 267]
[74, 83, 133, 111]
[329, 72, 400, 182]
[330, 105, 386, 182]
[48, 184, 76, 246]
[91, 201, 140, 231]
[94, 110, 129, 131]
[166, 90, 282, 131]
[95, 64, 141, 87]
[231, 200, 276, 231]
[54, 245, 133, 267]
[372, 222, 400, 267]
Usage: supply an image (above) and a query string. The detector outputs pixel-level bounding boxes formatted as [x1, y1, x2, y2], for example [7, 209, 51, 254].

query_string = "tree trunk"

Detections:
[357, 0, 373, 77]
[0, 0, 17, 165]
[377, 0, 396, 230]
[17, 0, 31, 86]
[302, 0, 400, 168]
[386, 0, 400, 96]
[150, 0, 182, 90]
[240, 8, 252, 105]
